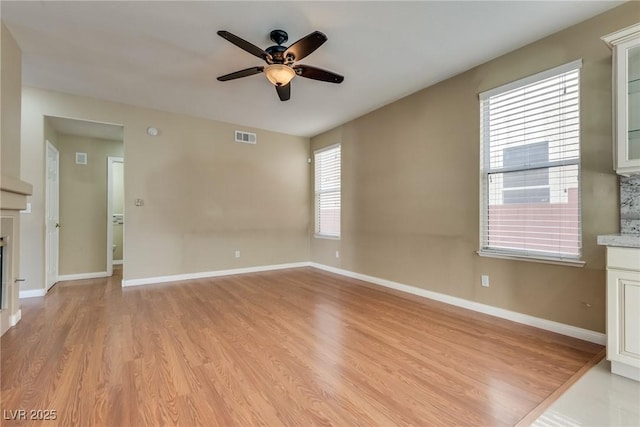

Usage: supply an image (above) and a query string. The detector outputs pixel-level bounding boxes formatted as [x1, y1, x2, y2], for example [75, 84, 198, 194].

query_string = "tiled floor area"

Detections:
[534, 359, 640, 426]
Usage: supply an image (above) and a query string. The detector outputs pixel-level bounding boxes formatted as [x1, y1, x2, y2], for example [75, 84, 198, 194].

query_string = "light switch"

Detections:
[134, 199, 144, 206]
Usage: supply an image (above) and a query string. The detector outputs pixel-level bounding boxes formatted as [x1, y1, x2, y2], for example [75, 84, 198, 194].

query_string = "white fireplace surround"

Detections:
[1, 174, 33, 335]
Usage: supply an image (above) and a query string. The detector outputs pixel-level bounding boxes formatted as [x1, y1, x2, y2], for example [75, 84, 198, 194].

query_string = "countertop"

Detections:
[597, 234, 640, 248]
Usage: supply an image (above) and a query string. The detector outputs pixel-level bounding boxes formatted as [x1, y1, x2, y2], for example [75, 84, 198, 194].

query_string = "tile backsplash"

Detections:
[621, 175, 640, 234]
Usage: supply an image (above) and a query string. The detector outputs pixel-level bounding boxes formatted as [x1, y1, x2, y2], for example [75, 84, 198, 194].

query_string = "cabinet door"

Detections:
[615, 37, 640, 172]
[607, 269, 640, 367]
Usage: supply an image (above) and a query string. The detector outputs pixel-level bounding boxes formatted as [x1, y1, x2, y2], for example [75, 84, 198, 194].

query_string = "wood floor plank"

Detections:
[1, 267, 602, 426]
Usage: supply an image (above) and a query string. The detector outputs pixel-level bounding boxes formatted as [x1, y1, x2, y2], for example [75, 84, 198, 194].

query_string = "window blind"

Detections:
[480, 61, 581, 260]
[315, 144, 341, 238]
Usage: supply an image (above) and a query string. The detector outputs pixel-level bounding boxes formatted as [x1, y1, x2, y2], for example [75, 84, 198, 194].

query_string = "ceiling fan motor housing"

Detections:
[265, 45, 289, 64]
[270, 29, 288, 45]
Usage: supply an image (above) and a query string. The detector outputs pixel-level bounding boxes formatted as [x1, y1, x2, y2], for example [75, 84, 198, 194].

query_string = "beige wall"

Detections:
[310, 127, 342, 267]
[113, 224, 123, 262]
[311, 4, 639, 333]
[57, 135, 123, 275]
[1, 22, 21, 179]
[20, 88, 310, 289]
[113, 161, 124, 215]
[43, 118, 60, 150]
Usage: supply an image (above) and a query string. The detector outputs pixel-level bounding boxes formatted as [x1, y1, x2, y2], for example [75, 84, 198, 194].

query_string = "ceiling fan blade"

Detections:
[217, 30, 272, 61]
[283, 31, 327, 61]
[294, 65, 344, 83]
[217, 66, 264, 81]
[275, 83, 291, 101]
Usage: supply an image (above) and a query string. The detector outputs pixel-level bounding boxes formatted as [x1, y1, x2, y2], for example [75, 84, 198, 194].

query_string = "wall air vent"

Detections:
[75, 152, 88, 165]
[235, 130, 257, 144]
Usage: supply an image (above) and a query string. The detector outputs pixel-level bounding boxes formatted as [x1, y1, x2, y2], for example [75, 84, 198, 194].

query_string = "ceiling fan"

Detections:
[216, 29, 344, 101]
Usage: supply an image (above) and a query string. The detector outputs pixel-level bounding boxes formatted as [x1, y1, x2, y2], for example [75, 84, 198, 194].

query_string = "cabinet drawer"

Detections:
[608, 247, 640, 271]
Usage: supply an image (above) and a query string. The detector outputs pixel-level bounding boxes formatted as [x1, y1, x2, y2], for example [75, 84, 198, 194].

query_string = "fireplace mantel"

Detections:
[0, 174, 32, 211]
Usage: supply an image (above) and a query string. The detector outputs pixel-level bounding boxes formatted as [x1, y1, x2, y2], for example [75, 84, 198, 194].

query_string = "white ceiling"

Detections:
[47, 116, 124, 141]
[2, 1, 625, 137]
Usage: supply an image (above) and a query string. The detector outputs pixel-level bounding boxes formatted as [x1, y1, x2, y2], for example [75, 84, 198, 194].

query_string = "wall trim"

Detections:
[113, 260, 123, 265]
[19, 289, 46, 299]
[122, 262, 311, 287]
[58, 272, 109, 281]
[309, 263, 606, 345]
[10, 309, 21, 326]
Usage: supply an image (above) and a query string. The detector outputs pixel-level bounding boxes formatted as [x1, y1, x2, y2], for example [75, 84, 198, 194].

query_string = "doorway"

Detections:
[44, 116, 124, 284]
[107, 157, 124, 277]
[45, 141, 59, 290]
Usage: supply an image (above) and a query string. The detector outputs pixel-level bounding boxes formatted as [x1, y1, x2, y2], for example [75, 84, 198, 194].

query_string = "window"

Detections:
[479, 60, 581, 261]
[502, 142, 549, 204]
[314, 144, 341, 238]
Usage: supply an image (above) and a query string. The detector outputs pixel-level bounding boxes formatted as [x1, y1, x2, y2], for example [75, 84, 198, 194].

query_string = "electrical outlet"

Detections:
[481, 275, 490, 287]
[235, 250, 240, 258]
[335, 250, 340, 258]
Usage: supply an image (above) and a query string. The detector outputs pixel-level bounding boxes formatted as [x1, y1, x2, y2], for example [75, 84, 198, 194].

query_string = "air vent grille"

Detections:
[235, 130, 257, 144]
[75, 152, 88, 165]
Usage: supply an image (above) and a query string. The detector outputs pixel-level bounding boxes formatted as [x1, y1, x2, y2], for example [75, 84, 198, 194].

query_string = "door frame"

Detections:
[44, 140, 60, 291]
[106, 157, 124, 277]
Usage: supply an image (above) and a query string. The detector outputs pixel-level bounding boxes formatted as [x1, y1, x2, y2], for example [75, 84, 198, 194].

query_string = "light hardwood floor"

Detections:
[1, 267, 602, 426]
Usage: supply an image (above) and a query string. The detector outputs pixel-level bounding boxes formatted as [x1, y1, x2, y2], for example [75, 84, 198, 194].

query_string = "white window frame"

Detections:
[478, 59, 585, 267]
[314, 143, 341, 239]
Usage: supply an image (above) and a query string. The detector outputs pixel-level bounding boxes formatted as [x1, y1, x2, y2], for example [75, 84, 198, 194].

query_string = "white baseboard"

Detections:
[112, 260, 123, 265]
[19, 289, 46, 298]
[122, 262, 310, 287]
[10, 309, 21, 326]
[611, 361, 640, 381]
[108, 259, 606, 345]
[310, 263, 606, 345]
[58, 272, 109, 281]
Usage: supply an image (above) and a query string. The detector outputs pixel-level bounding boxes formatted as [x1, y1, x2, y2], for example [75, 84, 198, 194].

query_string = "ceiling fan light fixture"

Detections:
[216, 30, 342, 101]
[264, 64, 295, 86]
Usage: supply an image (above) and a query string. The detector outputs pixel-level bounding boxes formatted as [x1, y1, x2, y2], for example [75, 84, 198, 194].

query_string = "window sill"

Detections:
[314, 234, 340, 240]
[476, 250, 585, 267]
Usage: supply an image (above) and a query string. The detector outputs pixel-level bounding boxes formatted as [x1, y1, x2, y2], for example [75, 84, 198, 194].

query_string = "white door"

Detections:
[45, 141, 59, 290]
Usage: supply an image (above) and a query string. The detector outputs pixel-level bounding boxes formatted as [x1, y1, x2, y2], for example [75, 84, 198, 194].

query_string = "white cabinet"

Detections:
[606, 246, 640, 381]
[602, 23, 640, 176]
